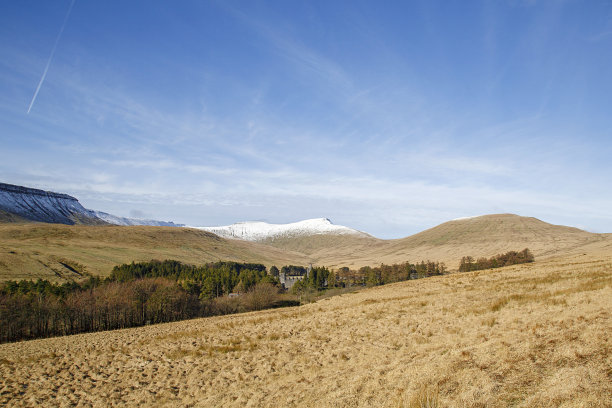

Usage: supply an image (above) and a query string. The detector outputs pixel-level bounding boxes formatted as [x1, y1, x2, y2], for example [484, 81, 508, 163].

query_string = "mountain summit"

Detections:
[192, 218, 369, 241]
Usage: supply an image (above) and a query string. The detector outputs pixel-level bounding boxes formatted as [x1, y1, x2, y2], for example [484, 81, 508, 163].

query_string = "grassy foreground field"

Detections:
[1, 249, 610, 407]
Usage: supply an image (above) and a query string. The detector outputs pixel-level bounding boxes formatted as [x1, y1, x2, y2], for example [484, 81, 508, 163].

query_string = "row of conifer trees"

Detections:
[0, 260, 286, 343]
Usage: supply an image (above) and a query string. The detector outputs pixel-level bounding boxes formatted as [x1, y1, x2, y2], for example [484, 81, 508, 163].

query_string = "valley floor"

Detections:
[1, 250, 610, 407]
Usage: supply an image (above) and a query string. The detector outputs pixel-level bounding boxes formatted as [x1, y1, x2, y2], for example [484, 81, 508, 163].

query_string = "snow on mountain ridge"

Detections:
[0, 182, 97, 224]
[0, 183, 358, 235]
[93, 211, 184, 227]
[190, 218, 368, 241]
[0, 182, 182, 227]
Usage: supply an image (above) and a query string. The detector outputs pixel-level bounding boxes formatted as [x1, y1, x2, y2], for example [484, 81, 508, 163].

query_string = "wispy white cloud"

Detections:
[220, 4, 352, 89]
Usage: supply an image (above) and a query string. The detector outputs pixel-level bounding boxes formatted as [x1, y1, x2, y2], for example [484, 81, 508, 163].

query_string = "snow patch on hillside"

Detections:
[190, 218, 368, 241]
[452, 215, 480, 221]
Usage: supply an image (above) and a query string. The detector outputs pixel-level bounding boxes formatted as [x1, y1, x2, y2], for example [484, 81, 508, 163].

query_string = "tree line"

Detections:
[0, 258, 451, 343]
[458, 248, 534, 272]
[0, 260, 290, 343]
[109, 260, 277, 299]
[290, 260, 447, 295]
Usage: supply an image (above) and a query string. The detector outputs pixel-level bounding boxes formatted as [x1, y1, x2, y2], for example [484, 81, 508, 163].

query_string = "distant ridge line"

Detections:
[0, 182, 77, 201]
[0, 182, 182, 227]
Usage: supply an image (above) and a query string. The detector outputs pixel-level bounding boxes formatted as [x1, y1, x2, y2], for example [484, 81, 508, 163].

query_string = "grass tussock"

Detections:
[490, 296, 510, 312]
[393, 385, 440, 408]
[407, 386, 440, 408]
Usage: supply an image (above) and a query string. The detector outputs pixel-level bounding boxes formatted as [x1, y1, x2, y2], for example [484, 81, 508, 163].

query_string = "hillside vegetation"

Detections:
[1, 258, 456, 343]
[263, 214, 606, 269]
[0, 210, 30, 224]
[0, 214, 608, 282]
[260, 233, 383, 257]
[0, 224, 309, 282]
[0, 260, 295, 343]
[0, 248, 609, 407]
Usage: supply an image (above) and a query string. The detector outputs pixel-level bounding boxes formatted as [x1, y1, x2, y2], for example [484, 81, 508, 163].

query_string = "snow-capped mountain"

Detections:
[0, 182, 100, 225]
[191, 218, 369, 241]
[92, 211, 184, 227]
[1, 183, 360, 237]
[0, 182, 182, 227]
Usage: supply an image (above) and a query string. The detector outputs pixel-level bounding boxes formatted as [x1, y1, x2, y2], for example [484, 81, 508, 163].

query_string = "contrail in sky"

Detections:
[27, 0, 76, 114]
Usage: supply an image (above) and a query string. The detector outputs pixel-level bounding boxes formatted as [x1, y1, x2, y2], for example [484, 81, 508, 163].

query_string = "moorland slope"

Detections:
[1, 247, 610, 407]
[0, 224, 310, 282]
[1, 214, 608, 281]
[275, 214, 606, 269]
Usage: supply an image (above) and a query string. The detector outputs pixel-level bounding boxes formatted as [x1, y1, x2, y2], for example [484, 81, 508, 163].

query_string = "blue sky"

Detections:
[1, 0, 611, 238]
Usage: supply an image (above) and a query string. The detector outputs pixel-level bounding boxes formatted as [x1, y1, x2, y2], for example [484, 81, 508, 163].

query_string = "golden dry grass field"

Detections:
[1, 246, 610, 407]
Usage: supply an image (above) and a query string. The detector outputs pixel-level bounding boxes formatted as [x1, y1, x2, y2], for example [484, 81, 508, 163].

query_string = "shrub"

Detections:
[242, 283, 279, 311]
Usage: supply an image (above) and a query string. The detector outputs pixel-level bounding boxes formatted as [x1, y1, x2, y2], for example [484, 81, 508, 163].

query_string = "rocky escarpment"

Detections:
[0, 182, 102, 225]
